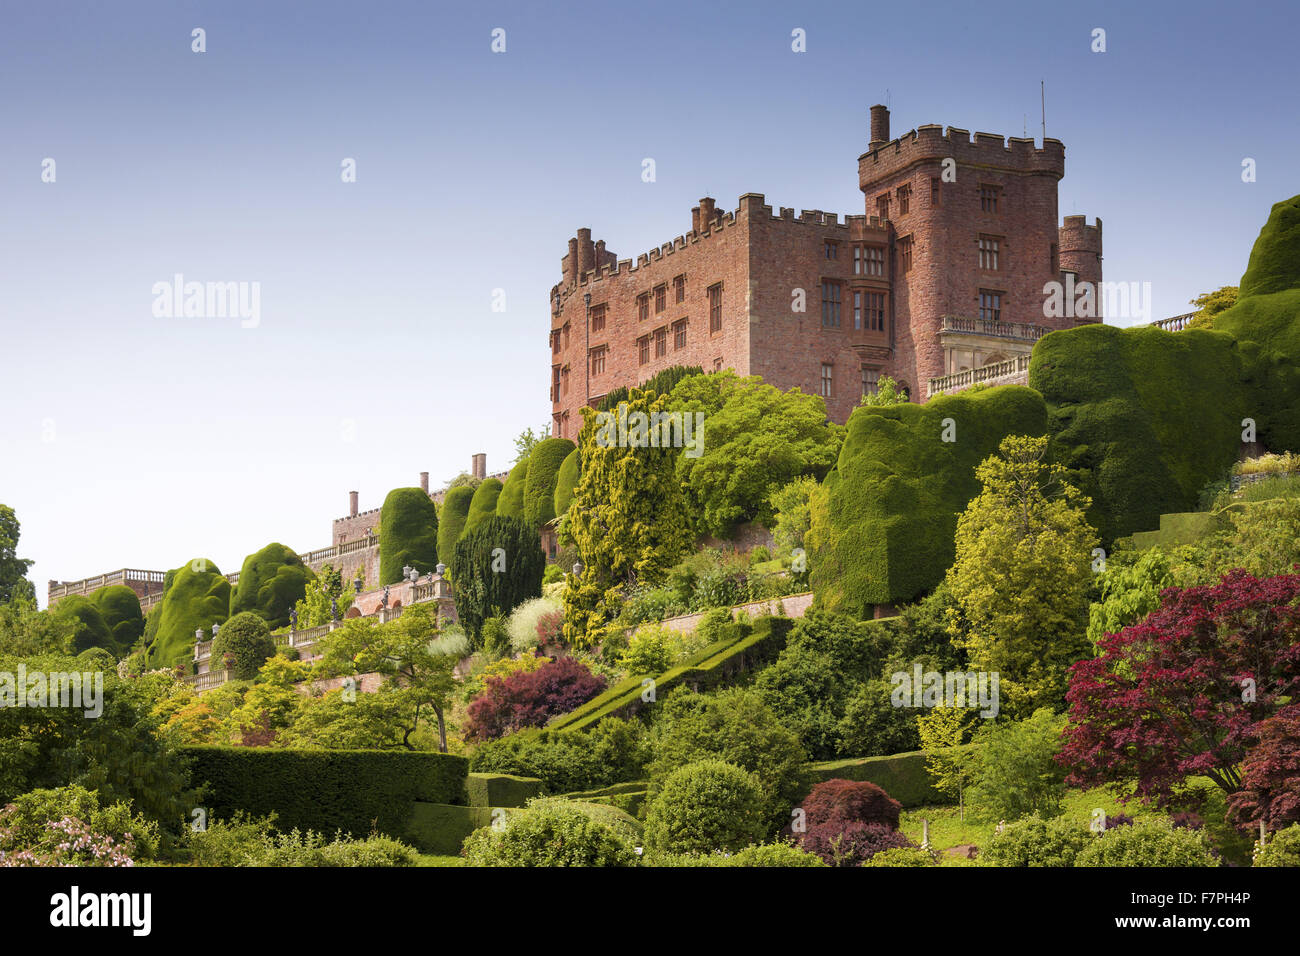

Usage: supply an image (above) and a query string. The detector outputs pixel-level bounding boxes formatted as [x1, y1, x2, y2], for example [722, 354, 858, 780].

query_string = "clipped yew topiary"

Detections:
[495, 459, 530, 520]
[436, 486, 475, 574]
[378, 488, 439, 586]
[807, 384, 1048, 610]
[464, 478, 503, 537]
[462, 799, 637, 867]
[229, 542, 315, 630]
[522, 437, 576, 528]
[552, 448, 580, 518]
[148, 559, 231, 668]
[89, 585, 145, 652]
[52, 595, 119, 657]
[210, 611, 275, 680]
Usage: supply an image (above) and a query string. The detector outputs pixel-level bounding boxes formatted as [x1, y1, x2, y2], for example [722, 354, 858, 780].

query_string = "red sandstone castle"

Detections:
[549, 106, 1103, 431]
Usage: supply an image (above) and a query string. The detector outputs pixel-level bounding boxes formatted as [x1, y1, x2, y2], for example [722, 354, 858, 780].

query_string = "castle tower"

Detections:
[1057, 215, 1104, 323]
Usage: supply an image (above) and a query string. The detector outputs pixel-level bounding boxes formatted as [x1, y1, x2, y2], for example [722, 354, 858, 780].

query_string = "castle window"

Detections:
[930, 177, 942, 207]
[824, 241, 838, 260]
[853, 291, 862, 330]
[655, 326, 668, 358]
[876, 194, 889, 220]
[637, 293, 650, 322]
[821, 281, 842, 328]
[864, 246, 884, 277]
[853, 246, 862, 274]
[821, 363, 834, 397]
[590, 304, 606, 334]
[638, 335, 651, 365]
[551, 365, 561, 402]
[708, 283, 723, 333]
[561, 365, 571, 396]
[551, 329, 561, 354]
[979, 290, 1002, 322]
[980, 185, 1001, 213]
[589, 346, 606, 376]
[866, 292, 886, 331]
[861, 366, 881, 396]
[654, 284, 667, 313]
[899, 235, 914, 273]
[562, 323, 570, 349]
[673, 318, 688, 350]
[978, 236, 1001, 271]
[674, 274, 686, 303]
[897, 184, 911, 215]
[713, 357, 724, 372]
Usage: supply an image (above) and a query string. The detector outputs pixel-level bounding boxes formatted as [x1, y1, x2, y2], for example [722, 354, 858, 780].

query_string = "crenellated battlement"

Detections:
[859, 122, 1065, 190]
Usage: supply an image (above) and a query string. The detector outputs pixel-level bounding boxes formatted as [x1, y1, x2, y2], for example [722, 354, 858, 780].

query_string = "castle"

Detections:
[548, 105, 1103, 432]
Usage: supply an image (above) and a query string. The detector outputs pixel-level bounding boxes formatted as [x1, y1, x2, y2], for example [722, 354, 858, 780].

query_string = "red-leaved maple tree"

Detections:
[1227, 703, 1300, 830]
[1059, 569, 1300, 807]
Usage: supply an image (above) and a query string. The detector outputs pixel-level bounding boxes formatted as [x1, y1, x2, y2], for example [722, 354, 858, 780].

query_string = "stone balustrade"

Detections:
[927, 353, 1032, 398]
[939, 315, 1050, 342]
[1149, 312, 1195, 332]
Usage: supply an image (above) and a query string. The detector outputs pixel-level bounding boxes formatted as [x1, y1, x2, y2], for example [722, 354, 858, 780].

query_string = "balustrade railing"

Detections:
[939, 315, 1050, 341]
[928, 353, 1032, 398]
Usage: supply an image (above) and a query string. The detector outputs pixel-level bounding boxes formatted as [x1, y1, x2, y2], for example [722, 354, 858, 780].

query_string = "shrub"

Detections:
[553, 448, 581, 518]
[861, 846, 938, 867]
[618, 585, 686, 628]
[229, 542, 315, 629]
[0, 785, 159, 866]
[799, 778, 901, 831]
[378, 487, 439, 586]
[1075, 819, 1218, 867]
[523, 437, 577, 528]
[643, 760, 768, 855]
[463, 657, 606, 741]
[507, 597, 562, 654]
[542, 564, 564, 585]
[463, 478, 504, 538]
[468, 719, 649, 794]
[618, 624, 688, 675]
[727, 841, 826, 867]
[481, 613, 511, 661]
[495, 459, 530, 520]
[984, 814, 1092, 867]
[462, 800, 637, 866]
[1254, 824, 1300, 867]
[210, 611, 275, 680]
[248, 829, 420, 867]
[452, 516, 546, 644]
[51, 595, 118, 657]
[436, 486, 475, 575]
[647, 687, 809, 829]
[89, 585, 145, 652]
[968, 708, 1068, 821]
[801, 821, 915, 867]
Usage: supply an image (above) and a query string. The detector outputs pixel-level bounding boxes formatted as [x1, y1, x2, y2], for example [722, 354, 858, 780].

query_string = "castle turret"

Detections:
[1058, 215, 1104, 323]
[869, 104, 890, 150]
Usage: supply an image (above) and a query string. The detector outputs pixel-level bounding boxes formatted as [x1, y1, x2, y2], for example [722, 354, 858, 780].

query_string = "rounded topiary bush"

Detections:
[984, 814, 1093, 867]
[90, 585, 145, 651]
[643, 759, 768, 856]
[552, 448, 580, 518]
[801, 822, 915, 867]
[229, 542, 315, 629]
[523, 437, 576, 528]
[378, 488, 439, 586]
[148, 559, 231, 668]
[1075, 819, 1218, 867]
[495, 459, 530, 520]
[463, 478, 503, 538]
[461, 800, 637, 867]
[52, 595, 118, 657]
[210, 611, 275, 680]
[1254, 824, 1300, 867]
[436, 485, 475, 574]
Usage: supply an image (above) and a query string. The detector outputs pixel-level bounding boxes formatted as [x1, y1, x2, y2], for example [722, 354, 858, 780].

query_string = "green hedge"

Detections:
[406, 803, 497, 856]
[467, 772, 544, 808]
[1030, 323, 1248, 544]
[553, 448, 580, 517]
[229, 542, 315, 630]
[52, 595, 119, 657]
[523, 437, 576, 528]
[562, 781, 649, 819]
[148, 559, 230, 668]
[89, 585, 145, 651]
[1125, 510, 1230, 551]
[437, 486, 475, 574]
[182, 746, 469, 842]
[549, 616, 793, 733]
[379, 488, 440, 585]
[809, 384, 1048, 610]
[807, 744, 981, 808]
[464, 478, 503, 537]
[496, 459, 530, 520]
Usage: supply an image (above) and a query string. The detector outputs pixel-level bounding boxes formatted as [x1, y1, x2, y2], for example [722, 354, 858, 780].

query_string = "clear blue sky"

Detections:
[3, 0, 1297, 603]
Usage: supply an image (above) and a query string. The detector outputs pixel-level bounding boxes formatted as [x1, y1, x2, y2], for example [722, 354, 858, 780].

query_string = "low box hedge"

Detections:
[406, 803, 500, 856]
[183, 746, 469, 841]
[467, 772, 545, 808]
[807, 745, 981, 808]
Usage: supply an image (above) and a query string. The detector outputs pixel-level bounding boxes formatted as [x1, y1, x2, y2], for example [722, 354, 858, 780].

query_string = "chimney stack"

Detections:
[699, 197, 717, 230]
[349, 490, 359, 517]
[419, 472, 429, 494]
[869, 104, 890, 150]
[576, 228, 595, 277]
[691, 205, 701, 235]
[565, 236, 579, 285]
[472, 453, 486, 480]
